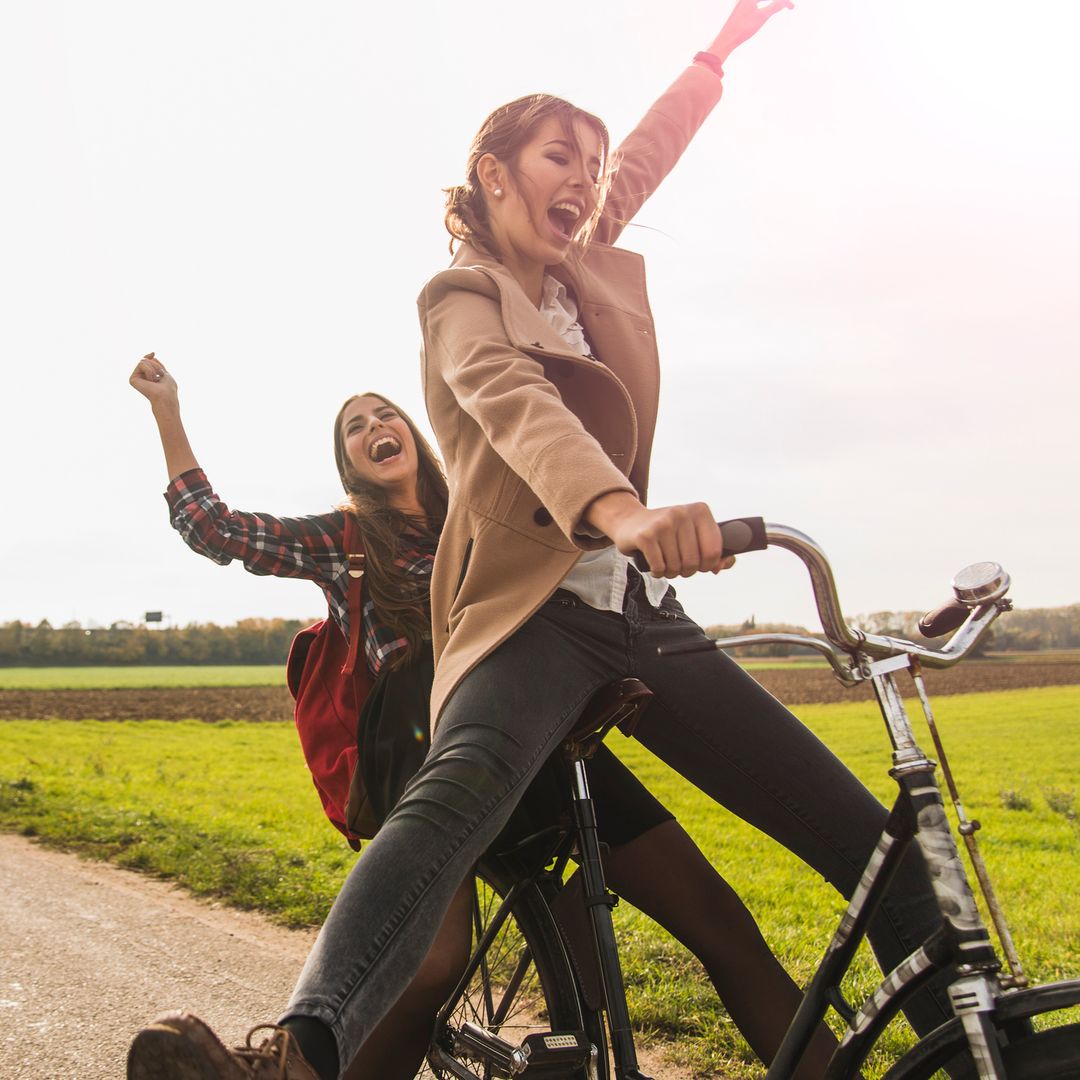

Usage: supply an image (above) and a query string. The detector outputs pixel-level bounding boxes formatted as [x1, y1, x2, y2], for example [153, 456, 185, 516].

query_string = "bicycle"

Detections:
[422, 519, 1080, 1079]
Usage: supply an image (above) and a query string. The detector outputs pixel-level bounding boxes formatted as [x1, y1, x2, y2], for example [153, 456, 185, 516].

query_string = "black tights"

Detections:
[604, 819, 839, 1079]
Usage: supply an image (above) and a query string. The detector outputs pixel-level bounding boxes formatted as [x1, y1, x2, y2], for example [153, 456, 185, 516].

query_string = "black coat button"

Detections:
[533, 507, 553, 527]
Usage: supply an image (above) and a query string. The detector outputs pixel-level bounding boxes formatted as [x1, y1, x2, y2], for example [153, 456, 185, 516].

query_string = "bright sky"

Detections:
[2, 1, 1078, 633]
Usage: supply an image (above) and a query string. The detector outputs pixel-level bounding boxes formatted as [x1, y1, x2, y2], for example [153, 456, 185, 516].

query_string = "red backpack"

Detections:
[285, 513, 378, 848]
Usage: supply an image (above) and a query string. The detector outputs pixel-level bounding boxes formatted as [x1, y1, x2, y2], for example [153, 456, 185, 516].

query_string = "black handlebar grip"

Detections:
[717, 517, 769, 555]
[918, 600, 970, 639]
[633, 516, 767, 572]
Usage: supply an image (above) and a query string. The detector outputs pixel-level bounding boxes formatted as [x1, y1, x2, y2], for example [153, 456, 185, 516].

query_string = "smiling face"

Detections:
[482, 115, 604, 292]
[339, 395, 419, 506]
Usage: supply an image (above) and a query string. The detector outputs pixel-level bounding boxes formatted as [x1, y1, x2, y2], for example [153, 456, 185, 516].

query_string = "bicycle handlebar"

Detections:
[655, 521, 1011, 680]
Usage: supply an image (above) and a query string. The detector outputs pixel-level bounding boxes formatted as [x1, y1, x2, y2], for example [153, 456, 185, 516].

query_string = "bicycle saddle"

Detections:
[563, 677, 654, 758]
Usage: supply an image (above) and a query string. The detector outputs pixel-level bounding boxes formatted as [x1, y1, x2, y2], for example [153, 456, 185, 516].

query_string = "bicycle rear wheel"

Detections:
[884, 981, 1080, 1079]
[423, 854, 604, 1080]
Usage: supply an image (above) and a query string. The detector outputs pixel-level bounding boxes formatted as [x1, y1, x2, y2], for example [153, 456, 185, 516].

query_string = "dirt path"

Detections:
[0, 831, 317, 1079]
[0, 833, 695, 1080]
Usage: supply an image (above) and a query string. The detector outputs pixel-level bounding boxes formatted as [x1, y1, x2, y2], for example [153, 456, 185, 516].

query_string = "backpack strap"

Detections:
[340, 511, 366, 676]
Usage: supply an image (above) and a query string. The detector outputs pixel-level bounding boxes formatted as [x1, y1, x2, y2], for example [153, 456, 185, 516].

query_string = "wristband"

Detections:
[693, 51, 725, 78]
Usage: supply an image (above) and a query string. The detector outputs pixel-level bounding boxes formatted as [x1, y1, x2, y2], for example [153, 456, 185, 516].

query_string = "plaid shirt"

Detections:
[166, 468, 434, 677]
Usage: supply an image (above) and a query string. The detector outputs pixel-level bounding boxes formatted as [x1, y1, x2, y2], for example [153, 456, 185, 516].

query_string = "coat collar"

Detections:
[449, 242, 592, 364]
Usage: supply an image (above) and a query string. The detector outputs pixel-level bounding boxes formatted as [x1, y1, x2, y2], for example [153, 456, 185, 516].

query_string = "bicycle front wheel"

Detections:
[884, 981, 1080, 1079]
[423, 854, 603, 1080]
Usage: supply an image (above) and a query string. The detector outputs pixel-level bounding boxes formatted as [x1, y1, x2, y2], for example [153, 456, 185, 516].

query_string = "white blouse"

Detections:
[539, 275, 669, 613]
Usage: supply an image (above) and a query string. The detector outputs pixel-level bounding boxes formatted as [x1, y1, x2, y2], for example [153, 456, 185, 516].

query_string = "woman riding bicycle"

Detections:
[271, 0, 952, 1071]
[128, 355, 838, 1077]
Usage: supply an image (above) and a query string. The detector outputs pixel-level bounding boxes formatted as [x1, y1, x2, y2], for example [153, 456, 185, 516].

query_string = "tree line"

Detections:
[0, 618, 310, 667]
[1, 603, 1077, 666]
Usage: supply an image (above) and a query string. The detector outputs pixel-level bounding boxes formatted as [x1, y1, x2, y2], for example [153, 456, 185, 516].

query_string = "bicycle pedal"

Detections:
[519, 1030, 594, 1075]
[450, 1023, 593, 1077]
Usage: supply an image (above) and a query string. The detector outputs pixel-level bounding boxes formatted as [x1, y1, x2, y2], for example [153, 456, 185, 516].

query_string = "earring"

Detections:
[493, 187, 504, 199]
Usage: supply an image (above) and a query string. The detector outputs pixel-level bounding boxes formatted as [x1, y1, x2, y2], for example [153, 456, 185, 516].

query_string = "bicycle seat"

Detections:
[563, 678, 653, 758]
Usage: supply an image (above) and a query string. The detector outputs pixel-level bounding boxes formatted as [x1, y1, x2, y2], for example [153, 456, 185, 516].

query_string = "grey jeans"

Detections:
[283, 577, 950, 1072]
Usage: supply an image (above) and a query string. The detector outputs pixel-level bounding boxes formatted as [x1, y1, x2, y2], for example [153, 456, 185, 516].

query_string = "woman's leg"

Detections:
[281, 598, 627, 1071]
[604, 820, 839, 1079]
[339, 880, 472, 1080]
[628, 584, 953, 1036]
[583, 742, 838, 1074]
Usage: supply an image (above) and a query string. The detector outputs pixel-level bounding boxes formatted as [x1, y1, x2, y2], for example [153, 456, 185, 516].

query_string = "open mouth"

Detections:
[547, 201, 582, 242]
[368, 434, 403, 463]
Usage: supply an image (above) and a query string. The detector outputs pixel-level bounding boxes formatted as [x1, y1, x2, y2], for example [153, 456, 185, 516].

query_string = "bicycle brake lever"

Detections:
[633, 516, 767, 573]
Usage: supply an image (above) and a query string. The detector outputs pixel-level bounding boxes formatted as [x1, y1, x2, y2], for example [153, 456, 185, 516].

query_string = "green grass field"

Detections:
[1, 686, 1078, 1077]
[0, 665, 286, 689]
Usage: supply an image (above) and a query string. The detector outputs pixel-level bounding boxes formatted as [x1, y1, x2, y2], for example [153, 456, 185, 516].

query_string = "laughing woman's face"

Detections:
[485, 116, 604, 278]
[342, 395, 418, 498]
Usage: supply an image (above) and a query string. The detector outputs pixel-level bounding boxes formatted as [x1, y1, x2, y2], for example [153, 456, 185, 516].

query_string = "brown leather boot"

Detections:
[127, 1011, 320, 1079]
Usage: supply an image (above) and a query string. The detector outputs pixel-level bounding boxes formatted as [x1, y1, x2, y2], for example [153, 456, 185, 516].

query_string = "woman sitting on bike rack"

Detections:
[128, 358, 838, 1078]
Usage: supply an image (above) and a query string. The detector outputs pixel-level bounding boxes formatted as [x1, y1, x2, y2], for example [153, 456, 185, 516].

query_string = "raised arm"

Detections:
[584, 1, 792, 573]
[596, 0, 792, 245]
[129, 352, 199, 481]
[705, 0, 794, 64]
[129, 352, 343, 584]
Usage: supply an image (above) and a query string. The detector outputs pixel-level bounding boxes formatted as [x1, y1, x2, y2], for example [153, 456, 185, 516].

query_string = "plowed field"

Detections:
[2, 662, 1078, 721]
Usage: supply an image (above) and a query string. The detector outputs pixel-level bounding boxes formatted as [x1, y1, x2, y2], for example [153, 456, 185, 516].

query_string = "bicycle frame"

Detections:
[687, 523, 1077, 1080]
[766, 654, 1013, 1079]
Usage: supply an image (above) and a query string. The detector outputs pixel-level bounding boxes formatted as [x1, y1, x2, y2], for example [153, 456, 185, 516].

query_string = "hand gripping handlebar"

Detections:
[632, 516, 768, 573]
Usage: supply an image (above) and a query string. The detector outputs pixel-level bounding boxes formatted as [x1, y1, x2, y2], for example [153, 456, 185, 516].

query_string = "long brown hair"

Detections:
[443, 93, 612, 257]
[333, 393, 448, 669]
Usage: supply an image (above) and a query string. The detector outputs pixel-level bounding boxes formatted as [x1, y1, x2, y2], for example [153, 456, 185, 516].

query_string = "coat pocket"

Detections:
[446, 537, 475, 634]
[452, 537, 474, 603]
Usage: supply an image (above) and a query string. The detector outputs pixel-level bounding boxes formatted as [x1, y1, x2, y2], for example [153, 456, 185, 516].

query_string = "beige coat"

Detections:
[418, 64, 726, 726]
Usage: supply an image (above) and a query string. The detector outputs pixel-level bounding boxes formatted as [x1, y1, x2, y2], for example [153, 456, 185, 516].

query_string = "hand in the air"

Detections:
[129, 352, 178, 407]
[713, 0, 794, 60]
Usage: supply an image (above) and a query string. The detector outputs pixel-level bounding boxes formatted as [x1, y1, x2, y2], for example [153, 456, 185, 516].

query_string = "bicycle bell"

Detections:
[952, 561, 1011, 606]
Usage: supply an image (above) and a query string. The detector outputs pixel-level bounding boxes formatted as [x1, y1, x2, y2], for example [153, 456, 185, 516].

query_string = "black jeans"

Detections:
[284, 576, 949, 1072]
